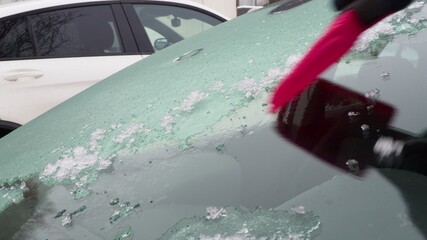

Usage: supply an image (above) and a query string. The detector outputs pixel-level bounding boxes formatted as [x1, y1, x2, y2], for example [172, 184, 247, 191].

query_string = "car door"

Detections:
[0, 3, 144, 126]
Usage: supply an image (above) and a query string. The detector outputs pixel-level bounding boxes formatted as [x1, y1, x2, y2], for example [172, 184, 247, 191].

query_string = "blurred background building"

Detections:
[190, 0, 237, 18]
[237, 0, 281, 6]
[191, 0, 281, 18]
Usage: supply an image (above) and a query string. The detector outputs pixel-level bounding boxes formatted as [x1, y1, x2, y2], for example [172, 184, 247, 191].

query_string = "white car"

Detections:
[0, 0, 228, 137]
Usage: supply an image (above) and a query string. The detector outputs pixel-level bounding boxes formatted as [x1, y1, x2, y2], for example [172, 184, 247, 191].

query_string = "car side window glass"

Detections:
[132, 4, 222, 51]
[29, 5, 123, 57]
[0, 17, 34, 59]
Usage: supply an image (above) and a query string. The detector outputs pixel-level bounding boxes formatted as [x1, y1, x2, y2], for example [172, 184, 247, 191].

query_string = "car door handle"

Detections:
[3, 69, 44, 81]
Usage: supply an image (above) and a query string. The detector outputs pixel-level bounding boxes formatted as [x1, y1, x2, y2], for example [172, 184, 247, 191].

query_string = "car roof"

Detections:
[0, 0, 229, 20]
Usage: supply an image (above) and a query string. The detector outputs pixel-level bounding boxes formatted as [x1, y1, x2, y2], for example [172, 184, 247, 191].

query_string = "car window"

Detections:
[0, 16, 34, 59]
[132, 4, 223, 51]
[29, 5, 123, 57]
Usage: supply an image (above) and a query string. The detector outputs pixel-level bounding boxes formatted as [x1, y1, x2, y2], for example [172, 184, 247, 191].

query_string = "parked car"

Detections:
[0, 0, 228, 138]
[1, 0, 427, 239]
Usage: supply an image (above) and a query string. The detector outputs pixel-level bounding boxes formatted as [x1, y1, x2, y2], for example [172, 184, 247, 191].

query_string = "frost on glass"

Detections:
[57, 205, 87, 227]
[108, 200, 140, 224]
[0, 182, 28, 212]
[349, 0, 427, 58]
[0, 0, 334, 210]
[114, 226, 134, 240]
[158, 207, 321, 240]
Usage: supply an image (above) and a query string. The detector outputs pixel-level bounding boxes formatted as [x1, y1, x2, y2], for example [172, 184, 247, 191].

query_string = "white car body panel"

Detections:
[0, 55, 145, 124]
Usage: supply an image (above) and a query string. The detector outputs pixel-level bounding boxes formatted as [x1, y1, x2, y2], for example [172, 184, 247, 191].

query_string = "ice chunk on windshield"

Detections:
[159, 207, 321, 240]
[351, 1, 427, 57]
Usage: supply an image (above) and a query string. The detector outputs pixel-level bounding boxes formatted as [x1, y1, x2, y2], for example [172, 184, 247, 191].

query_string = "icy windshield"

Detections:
[1, 0, 427, 239]
[0, 0, 335, 209]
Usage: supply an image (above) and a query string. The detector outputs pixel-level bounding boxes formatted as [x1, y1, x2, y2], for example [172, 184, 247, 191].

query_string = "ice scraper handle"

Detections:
[269, 10, 367, 113]
[269, 0, 413, 113]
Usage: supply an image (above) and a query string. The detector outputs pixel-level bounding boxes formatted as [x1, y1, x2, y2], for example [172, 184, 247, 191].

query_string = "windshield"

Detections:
[1, 0, 427, 239]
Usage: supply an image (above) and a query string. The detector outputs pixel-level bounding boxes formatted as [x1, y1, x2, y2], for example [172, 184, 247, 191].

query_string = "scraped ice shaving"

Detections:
[175, 91, 209, 112]
[89, 128, 106, 152]
[291, 205, 307, 215]
[1, 183, 27, 210]
[235, 77, 261, 98]
[199, 230, 312, 240]
[354, 20, 394, 52]
[261, 68, 284, 88]
[285, 54, 303, 72]
[200, 235, 255, 240]
[159, 207, 321, 240]
[261, 54, 302, 88]
[41, 147, 99, 181]
[408, 1, 425, 9]
[285, 233, 304, 240]
[113, 123, 147, 143]
[354, 1, 427, 52]
[62, 214, 72, 226]
[98, 158, 113, 170]
[374, 136, 404, 158]
[111, 123, 122, 130]
[19, 181, 27, 190]
[206, 207, 227, 220]
[161, 113, 175, 134]
[211, 81, 226, 92]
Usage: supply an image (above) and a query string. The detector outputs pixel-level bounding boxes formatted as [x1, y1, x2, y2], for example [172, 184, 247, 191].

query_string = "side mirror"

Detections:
[171, 16, 181, 27]
[154, 38, 171, 50]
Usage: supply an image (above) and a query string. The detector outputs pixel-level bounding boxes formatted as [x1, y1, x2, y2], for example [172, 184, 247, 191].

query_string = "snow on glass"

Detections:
[161, 113, 175, 134]
[211, 81, 226, 93]
[261, 54, 303, 89]
[373, 136, 405, 158]
[158, 207, 321, 240]
[353, 1, 427, 53]
[234, 77, 262, 98]
[291, 205, 307, 215]
[113, 123, 148, 143]
[39, 122, 150, 199]
[233, 53, 303, 98]
[174, 91, 209, 112]
[206, 207, 228, 220]
[0, 181, 28, 211]
[42, 147, 99, 181]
